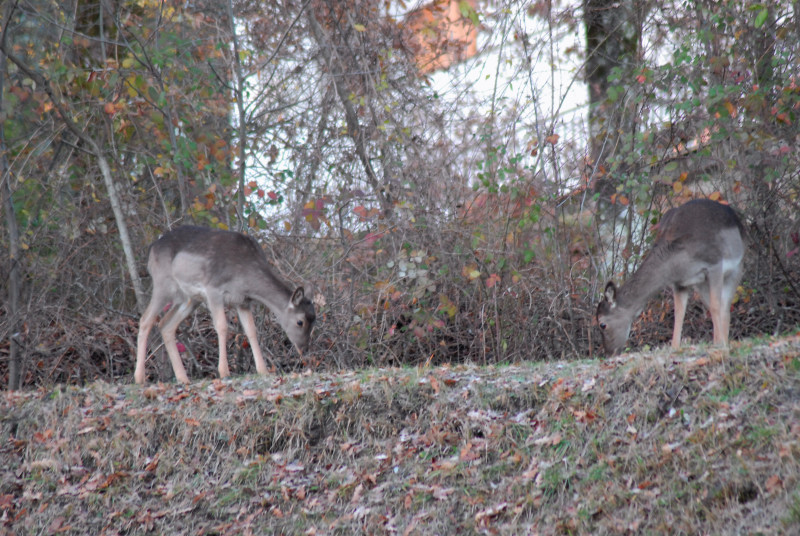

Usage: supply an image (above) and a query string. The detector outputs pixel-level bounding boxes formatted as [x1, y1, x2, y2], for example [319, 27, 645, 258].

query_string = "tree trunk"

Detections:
[583, 0, 643, 180]
[227, 0, 248, 231]
[0, 71, 23, 390]
[1, 6, 23, 389]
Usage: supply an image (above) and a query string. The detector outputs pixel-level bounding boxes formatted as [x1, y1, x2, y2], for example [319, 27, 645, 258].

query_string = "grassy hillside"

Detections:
[2, 334, 800, 535]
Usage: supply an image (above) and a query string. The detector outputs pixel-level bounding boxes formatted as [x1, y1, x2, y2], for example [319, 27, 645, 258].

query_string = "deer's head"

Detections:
[596, 282, 632, 356]
[279, 287, 316, 354]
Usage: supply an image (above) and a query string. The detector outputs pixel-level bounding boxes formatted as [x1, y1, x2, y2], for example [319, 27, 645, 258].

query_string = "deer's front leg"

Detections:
[237, 306, 270, 375]
[671, 286, 690, 349]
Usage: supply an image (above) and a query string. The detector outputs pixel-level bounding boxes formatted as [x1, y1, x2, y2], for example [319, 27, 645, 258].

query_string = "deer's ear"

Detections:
[604, 282, 617, 305]
[290, 287, 306, 307]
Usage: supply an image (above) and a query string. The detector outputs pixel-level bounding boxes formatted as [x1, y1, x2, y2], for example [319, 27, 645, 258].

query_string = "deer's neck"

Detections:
[615, 245, 674, 317]
[248, 267, 293, 313]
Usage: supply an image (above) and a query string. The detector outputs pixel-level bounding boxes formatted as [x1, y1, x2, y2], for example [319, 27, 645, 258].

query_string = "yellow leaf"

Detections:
[122, 57, 135, 69]
[709, 191, 721, 201]
[462, 265, 481, 280]
[672, 181, 683, 194]
[353, 23, 366, 32]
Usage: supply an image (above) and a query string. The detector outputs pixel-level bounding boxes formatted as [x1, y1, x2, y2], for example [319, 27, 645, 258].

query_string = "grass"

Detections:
[2, 332, 800, 535]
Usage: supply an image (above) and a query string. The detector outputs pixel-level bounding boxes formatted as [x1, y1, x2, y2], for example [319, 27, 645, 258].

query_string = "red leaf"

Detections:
[365, 232, 383, 245]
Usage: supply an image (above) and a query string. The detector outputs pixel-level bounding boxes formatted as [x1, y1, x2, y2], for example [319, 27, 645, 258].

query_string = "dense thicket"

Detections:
[1, 0, 798, 388]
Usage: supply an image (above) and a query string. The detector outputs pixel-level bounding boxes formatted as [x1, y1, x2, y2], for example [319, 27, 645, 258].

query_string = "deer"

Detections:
[596, 198, 745, 356]
[134, 226, 316, 384]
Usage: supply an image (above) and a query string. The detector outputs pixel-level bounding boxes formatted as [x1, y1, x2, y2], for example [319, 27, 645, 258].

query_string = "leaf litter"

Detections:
[1, 333, 800, 535]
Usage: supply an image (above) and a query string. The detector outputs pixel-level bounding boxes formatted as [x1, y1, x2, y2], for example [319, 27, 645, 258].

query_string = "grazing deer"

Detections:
[596, 199, 744, 356]
[134, 226, 316, 384]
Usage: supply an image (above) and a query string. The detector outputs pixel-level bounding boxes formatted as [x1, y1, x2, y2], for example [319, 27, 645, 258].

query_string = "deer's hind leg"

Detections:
[718, 262, 743, 347]
[205, 294, 232, 379]
[700, 265, 729, 347]
[158, 298, 198, 384]
[136, 289, 175, 384]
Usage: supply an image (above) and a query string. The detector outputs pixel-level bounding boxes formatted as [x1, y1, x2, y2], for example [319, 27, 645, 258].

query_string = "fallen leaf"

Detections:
[460, 442, 480, 462]
[766, 474, 783, 494]
[433, 486, 454, 500]
[475, 502, 507, 524]
[532, 433, 562, 447]
[429, 375, 440, 394]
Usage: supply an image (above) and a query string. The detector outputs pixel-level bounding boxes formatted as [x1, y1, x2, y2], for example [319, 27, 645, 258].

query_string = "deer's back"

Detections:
[147, 226, 276, 291]
[655, 199, 744, 265]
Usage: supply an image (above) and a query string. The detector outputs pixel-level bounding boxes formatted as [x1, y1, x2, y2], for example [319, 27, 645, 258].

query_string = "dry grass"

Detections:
[2, 332, 800, 535]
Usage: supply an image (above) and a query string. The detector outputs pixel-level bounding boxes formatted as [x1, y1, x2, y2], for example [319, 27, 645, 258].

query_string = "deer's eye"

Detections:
[297, 320, 304, 327]
[599, 323, 607, 330]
